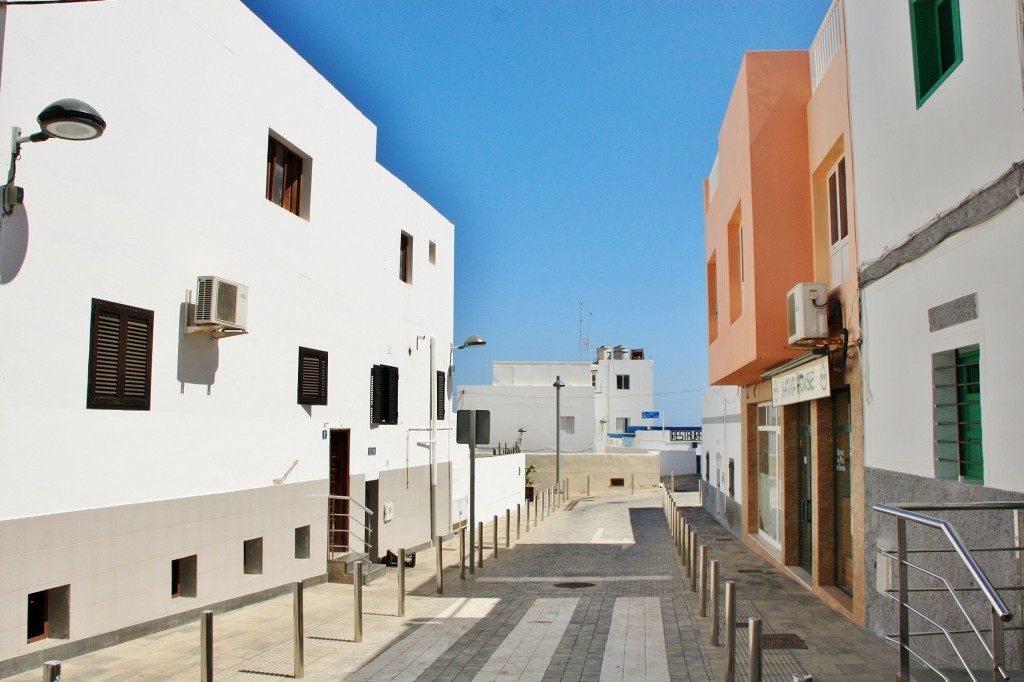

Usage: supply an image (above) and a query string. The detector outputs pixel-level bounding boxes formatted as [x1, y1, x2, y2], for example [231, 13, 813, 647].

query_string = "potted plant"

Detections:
[524, 464, 538, 501]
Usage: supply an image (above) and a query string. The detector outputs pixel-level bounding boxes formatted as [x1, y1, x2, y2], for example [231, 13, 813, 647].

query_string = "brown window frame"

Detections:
[399, 232, 413, 284]
[87, 299, 154, 411]
[266, 135, 304, 216]
[297, 347, 328, 406]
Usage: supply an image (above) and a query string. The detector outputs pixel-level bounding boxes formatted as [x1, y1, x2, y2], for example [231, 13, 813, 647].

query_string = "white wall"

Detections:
[701, 386, 743, 500]
[471, 453, 526, 522]
[845, 0, 1024, 262]
[0, 0, 454, 520]
[459, 357, 655, 452]
[861, 201, 1024, 489]
[0, 0, 461, 663]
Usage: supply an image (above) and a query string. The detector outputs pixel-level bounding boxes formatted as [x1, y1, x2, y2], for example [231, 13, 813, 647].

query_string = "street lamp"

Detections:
[449, 334, 486, 573]
[553, 376, 564, 496]
[4, 99, 107, 215]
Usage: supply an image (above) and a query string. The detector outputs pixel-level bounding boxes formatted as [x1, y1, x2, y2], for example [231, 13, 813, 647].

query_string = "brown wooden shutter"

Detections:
[385, 365, 399, 424]
[370, 364, 384, 424]
[297, 347, 328, 405]
[87, 299, 153, 410]
[436, 370, 446, 420]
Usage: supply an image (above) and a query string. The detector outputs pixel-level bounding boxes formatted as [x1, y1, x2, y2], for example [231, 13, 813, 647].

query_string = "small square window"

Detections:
[243, 537, 263, 575]
[615, 417, 630, 433]
[297, 347, 328, 406]
[399, 232, 413, 284]
[27, 585, 69, 643]
[560, 416, 575, 434]
[616, 374, 630, 390]
[429, 240, 437, 265]
[266, 134, 307, 216]
[295, 526, 311, 560]
[171, 555, 197, 598]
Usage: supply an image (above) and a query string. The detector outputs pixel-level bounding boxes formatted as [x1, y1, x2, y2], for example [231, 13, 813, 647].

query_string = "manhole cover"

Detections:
[762, 633, 808, 649]
[553, 582, 595, 589]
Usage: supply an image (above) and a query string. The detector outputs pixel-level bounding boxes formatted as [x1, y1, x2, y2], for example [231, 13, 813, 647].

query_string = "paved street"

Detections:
[2, 488, 898, 681]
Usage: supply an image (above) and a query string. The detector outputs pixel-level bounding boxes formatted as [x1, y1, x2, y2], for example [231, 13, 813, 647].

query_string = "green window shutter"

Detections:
[910, 0, 963, 107]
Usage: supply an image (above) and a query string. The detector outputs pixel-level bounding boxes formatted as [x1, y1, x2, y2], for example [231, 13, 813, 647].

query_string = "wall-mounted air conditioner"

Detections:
[195, 276, 248, 330]
[786, 282, 827, 344]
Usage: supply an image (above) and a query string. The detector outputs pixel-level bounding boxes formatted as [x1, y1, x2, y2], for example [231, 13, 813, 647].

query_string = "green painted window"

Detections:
[910, 0, 962, 106]
[933, 344, 982, 482]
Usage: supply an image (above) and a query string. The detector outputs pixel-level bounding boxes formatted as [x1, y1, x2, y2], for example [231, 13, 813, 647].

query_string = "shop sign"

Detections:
[771, 355, 830, 406]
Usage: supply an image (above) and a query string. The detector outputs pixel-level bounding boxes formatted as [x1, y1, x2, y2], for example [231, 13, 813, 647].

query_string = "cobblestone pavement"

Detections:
[2, 488, 898, 681]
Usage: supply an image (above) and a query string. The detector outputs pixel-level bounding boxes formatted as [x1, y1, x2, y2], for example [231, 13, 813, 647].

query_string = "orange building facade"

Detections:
[703, 2, 866, 622]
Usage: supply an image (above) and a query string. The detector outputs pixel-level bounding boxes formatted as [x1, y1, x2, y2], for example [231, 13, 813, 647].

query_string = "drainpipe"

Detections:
[429, 336, 437, 541]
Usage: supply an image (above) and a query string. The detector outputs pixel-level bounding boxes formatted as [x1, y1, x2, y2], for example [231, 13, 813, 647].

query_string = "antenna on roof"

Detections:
[579, 303, 592, 362]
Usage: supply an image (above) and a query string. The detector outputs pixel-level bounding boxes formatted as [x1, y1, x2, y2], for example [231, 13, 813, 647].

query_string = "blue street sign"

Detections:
[642, 410, 661, 419]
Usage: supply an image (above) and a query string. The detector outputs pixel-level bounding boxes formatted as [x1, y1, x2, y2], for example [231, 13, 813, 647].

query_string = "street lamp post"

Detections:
[553, 376, 564, 497]
[452, 335, 486, 573]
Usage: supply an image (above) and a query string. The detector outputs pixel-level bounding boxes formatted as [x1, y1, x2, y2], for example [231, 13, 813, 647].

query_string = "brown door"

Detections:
[329, 429, 350, 557]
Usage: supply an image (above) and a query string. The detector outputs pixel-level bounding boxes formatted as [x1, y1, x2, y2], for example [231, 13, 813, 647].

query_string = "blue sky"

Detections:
[241, 0, 829, 426]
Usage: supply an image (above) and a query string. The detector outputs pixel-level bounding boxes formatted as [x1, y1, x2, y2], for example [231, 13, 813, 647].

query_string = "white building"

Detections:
[458, 346, 655, 453]
[845, 0, 1024, 650]
[699, 386, 743, 536]
[0, 0, 486, 673]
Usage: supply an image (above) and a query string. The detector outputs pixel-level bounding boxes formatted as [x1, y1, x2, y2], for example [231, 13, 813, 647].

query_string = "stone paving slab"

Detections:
[1, 487, 901, 681]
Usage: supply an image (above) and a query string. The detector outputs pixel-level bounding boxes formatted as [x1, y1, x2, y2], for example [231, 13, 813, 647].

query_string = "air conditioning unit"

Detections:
[786, 282, 827, 344]
[195, 276, 248, 329]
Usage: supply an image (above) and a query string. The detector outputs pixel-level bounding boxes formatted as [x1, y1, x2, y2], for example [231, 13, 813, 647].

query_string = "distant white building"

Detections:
[0, 0, 493, 674]
[699, 386, 743, 536]
[459, 346, 655, 453]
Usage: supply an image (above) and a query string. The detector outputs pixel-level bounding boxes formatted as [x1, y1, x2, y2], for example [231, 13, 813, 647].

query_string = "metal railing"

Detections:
[874, 501, 1024, 681]
[328, 494, 374, 560]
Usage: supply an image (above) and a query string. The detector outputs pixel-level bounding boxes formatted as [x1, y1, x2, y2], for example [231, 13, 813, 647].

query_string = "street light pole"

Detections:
[553, 376, 564, 497]
[452, 334, 486, 573]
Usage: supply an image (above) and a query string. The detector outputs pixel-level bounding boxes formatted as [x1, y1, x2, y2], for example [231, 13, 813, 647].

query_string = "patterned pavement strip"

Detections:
[1, 486, 899, 681]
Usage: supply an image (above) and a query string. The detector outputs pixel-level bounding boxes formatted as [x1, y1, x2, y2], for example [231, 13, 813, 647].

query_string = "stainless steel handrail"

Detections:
[875, 504, 1012, 621]
[328, 494, 375, 515]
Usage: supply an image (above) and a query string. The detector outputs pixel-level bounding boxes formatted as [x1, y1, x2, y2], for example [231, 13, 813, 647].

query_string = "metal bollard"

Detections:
[293, 581, 304, 678]
[459, 530, 466, 580]
[671, 471, 675, 493]
[631, 473, 635, 495]
[698, 546, 708, 617]
[526, 499, 531, 533]
[587, 474, 590, 496]
[541, 491, 546, 521]
[517, 503, 521, 539]
[200, 610, 213, 682]
[492, 515, 499, 557]
[436, 535, 444, 594]
[505, 509, 511, 548]
[354, 562, 364, 643]
[710, 560, 720, 646]
[43, 661, 61, 682]
[748, 617, 763, 682]
[689, 530, 699, 592]
[683, 522, 691, 575]
[724, 580, 737, 682]
[399, 548, 407, 613]
[678, 517, 685, 558]
[534, 497, 539, 526]
[478, 521, 484, 567]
